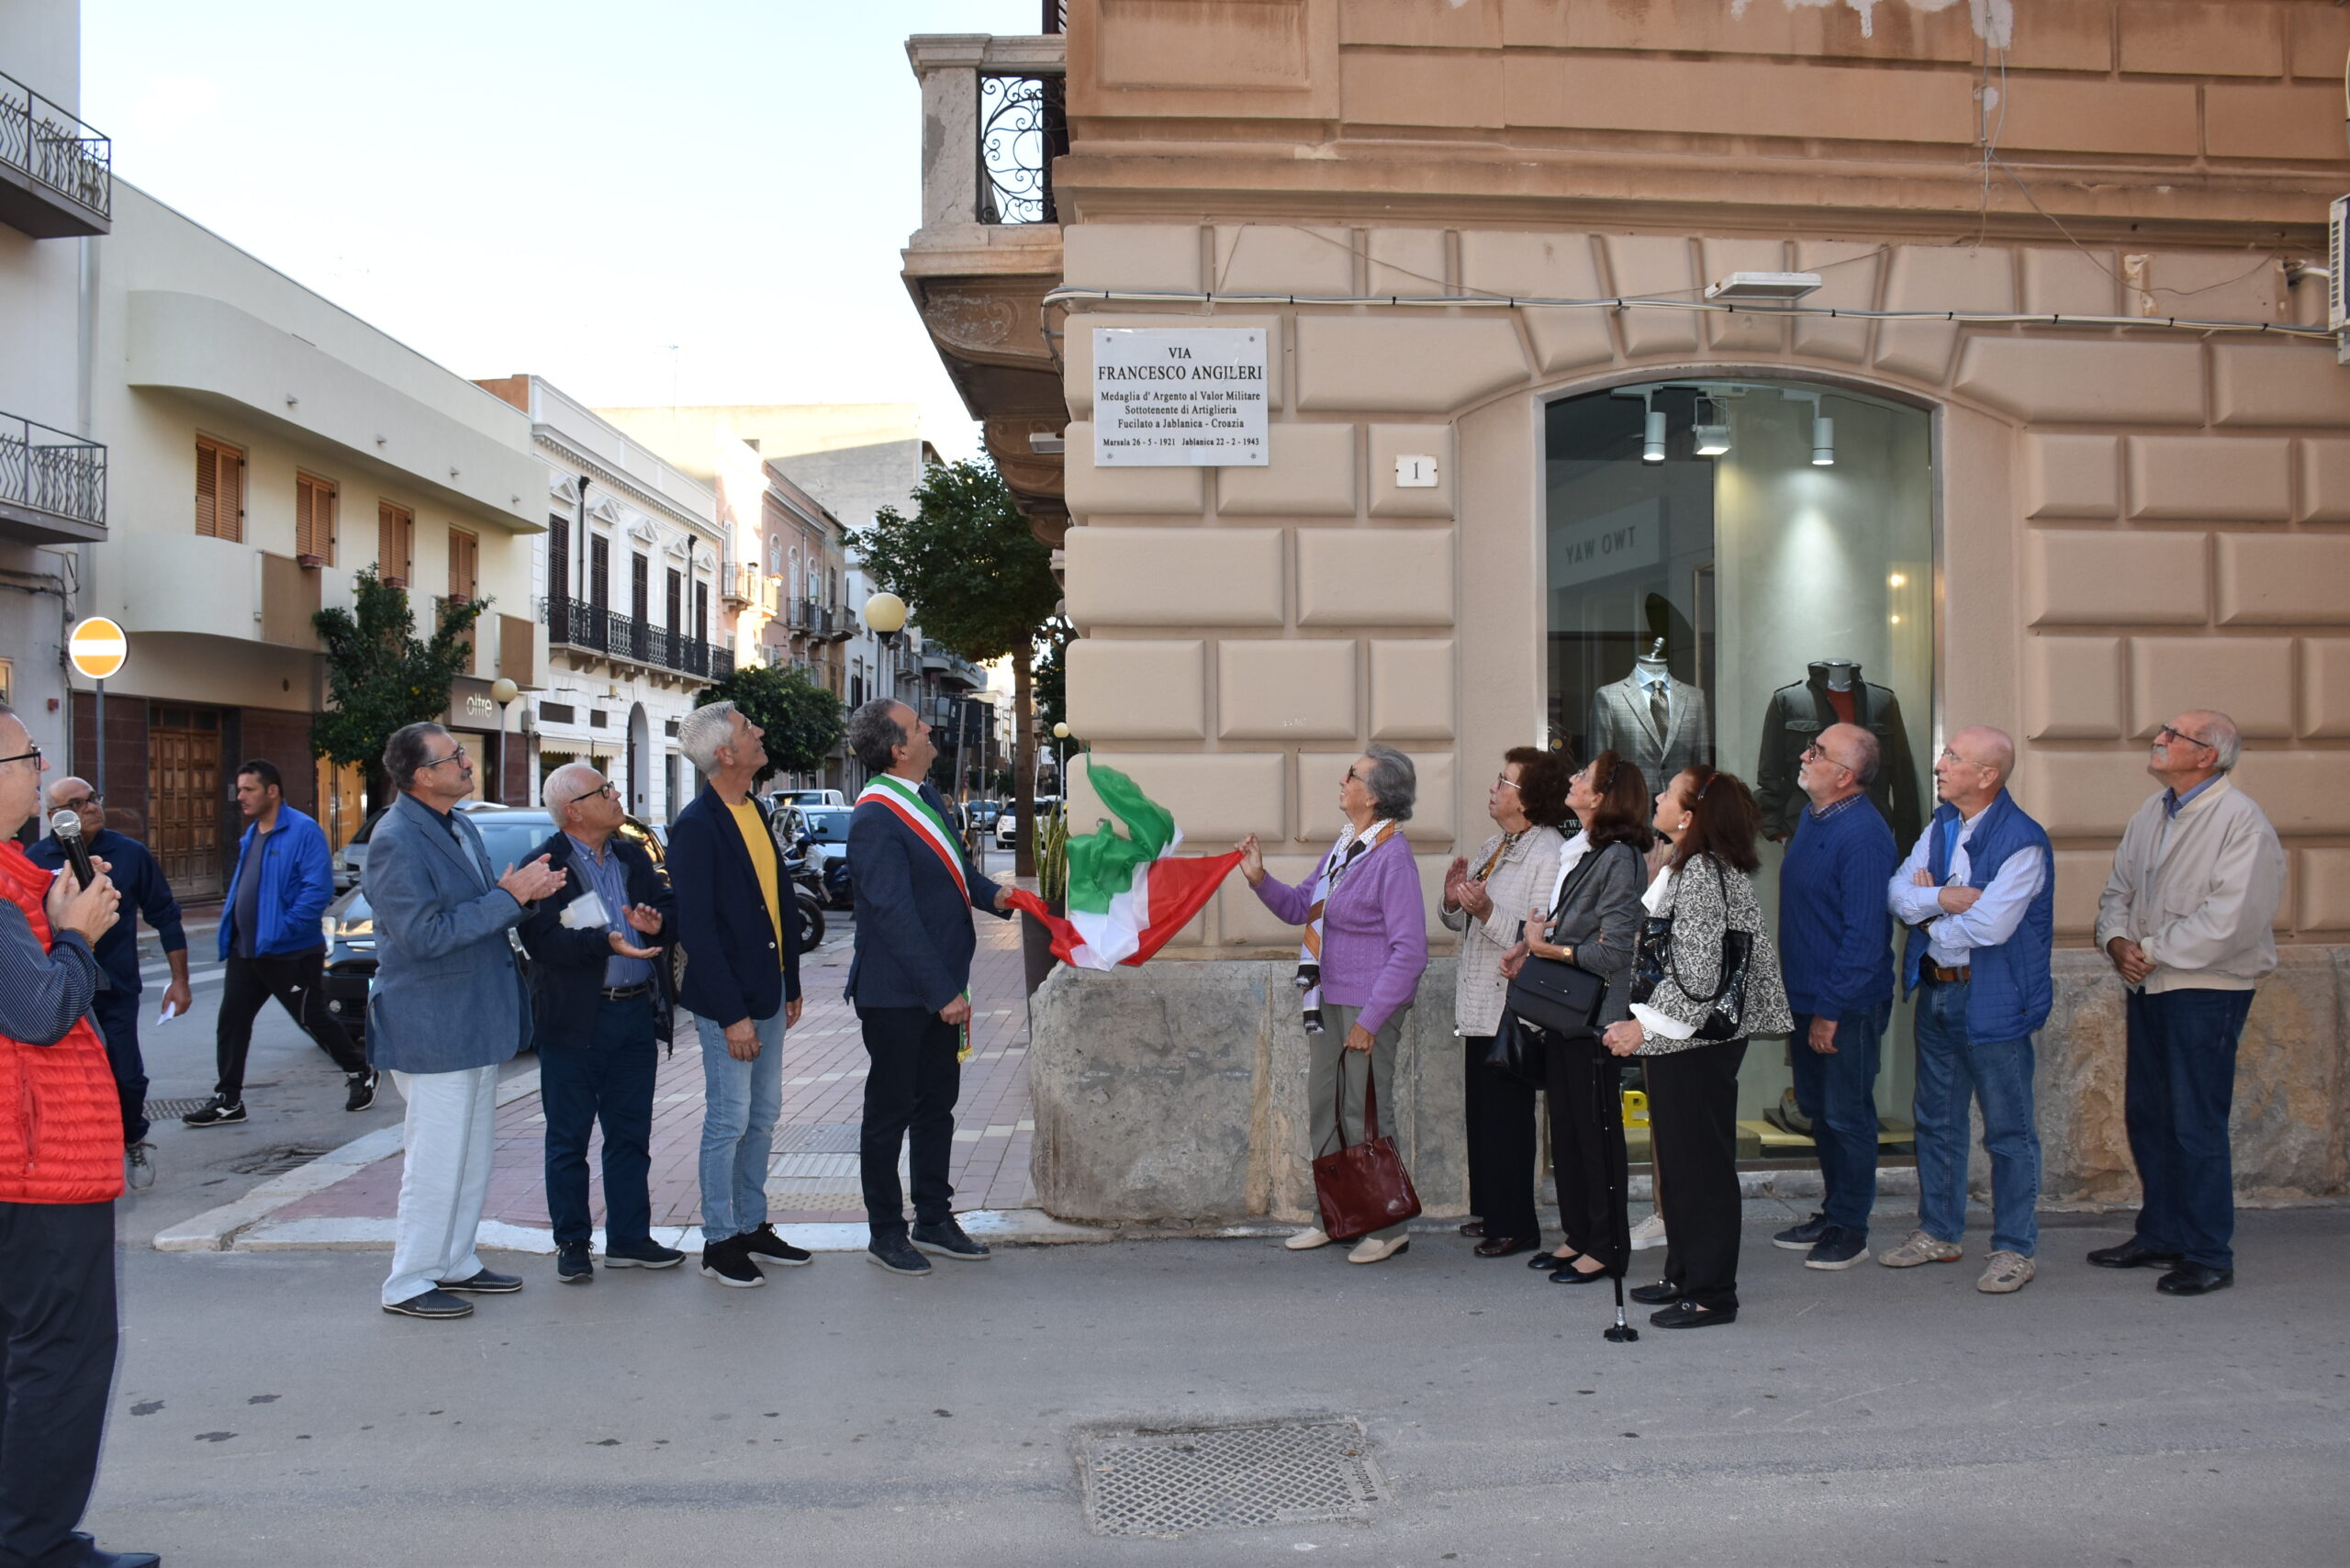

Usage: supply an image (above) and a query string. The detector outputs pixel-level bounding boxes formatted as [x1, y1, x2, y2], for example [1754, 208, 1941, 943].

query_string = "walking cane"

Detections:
[1598, 1047, 1639, 1344]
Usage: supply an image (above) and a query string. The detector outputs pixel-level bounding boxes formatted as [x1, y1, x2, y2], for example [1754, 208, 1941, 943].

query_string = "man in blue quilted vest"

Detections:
[1881, 725, 2054, 1296]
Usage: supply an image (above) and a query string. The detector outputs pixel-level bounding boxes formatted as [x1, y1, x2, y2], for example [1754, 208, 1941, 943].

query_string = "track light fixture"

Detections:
[1811, 414, 1835, 466]
[1693, 395, 1730, 457]
[1642, 396, 1665, 464]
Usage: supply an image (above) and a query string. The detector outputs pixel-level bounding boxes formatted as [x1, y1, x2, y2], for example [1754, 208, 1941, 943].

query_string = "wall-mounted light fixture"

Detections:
[1811, 414, 1836, 466]
[1642, 395, 1666, 464]
[1692, 395, 1730, 457]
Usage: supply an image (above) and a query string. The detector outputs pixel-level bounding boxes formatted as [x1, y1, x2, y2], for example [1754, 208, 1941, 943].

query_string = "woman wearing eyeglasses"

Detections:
[1438, 746, 1572, 1259]
[1601, 766, 1793, 1328]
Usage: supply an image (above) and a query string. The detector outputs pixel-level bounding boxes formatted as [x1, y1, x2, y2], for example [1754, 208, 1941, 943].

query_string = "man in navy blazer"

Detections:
[669, 701, 807, 1288]
[368, 723, 565, 1320]
[517, 762, 685, 1284]
[844, 699, 1013, 1277]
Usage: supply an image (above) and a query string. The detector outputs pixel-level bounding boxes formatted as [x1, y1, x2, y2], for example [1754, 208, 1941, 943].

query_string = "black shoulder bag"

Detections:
[1627, 854, 1751, 1043]
[1502, 848, 1612, 1045]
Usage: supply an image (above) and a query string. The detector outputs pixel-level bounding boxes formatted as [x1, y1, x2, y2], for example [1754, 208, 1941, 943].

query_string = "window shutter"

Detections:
[195, 441, 218, 537]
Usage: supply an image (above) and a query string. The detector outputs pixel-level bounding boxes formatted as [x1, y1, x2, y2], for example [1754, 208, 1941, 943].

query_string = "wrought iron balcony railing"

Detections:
[979, 71, 1066, 226]
[0, 410, 105, 534]
[544, 594, 732, 682]
[0, 70, 109, 234]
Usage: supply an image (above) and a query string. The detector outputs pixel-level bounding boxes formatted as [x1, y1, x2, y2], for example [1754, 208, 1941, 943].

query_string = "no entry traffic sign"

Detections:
[68, 616, 128, 681]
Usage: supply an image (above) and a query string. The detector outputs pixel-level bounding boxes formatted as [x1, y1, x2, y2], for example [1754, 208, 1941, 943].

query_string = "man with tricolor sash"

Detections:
[845, 699, 1013, 1278]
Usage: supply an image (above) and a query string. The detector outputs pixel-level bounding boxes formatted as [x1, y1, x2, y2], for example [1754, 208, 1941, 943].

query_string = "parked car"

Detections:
[796, 805, 854, 908]
[331, 806, 388, 893]
[772, 787, 846, 809]
[322, 804, 814, 1041]
[968, 800, 1002, 829]
[996, 795, 1060, 851]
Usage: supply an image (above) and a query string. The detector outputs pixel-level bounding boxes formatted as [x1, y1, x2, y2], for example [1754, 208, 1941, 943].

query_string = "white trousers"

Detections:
[382, 1064, 500, 1306]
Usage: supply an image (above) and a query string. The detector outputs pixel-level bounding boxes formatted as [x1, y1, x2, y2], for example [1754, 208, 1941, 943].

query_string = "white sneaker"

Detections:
[1628, 1212, 1667, 1250]
[1347, 1235, 1410, 1265]
[1285, 1226, 1332, 1250]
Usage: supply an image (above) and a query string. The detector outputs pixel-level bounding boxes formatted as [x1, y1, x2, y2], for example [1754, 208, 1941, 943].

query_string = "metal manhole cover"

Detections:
[1077, 1419, 1387, 1538]
[227, 1145, 327, 1177]
[142, 1097, 215, 1121]
[775, 1123, 862, 1155]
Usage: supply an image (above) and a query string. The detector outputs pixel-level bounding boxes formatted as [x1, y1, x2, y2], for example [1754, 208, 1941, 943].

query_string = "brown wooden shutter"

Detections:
[195, 437, 245, 542]
[296, 474, 336, 563]
[377, 503, 412, 587]
[448, 529, 478, 602]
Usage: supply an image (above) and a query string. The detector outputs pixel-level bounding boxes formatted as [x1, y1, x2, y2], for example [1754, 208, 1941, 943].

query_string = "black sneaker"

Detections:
[1772, 1211, 1830, 1250]
[699, 1235, 764, 1288]
[183, 1096, 246, 1127]
[344, 1070, 380, 1112]
[911, 1218, 990, 1261]
[434, 1269, 523, 1294]
[383, 1288, 474, 1320]
[867, 1233, 933, 1276]
[737, 1222, 811, 1268]
[1804, 1226, 1872, 1271]
[603, 1239, 686, 1270]
[556, 1242, 593, 1283]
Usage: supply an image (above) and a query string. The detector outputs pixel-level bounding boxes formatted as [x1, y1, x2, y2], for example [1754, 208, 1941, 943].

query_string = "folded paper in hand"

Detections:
[559, 890, 609, 931]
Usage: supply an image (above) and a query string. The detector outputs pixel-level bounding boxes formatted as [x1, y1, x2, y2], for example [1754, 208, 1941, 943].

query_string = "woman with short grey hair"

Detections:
[1236, 745, 1429, 1265]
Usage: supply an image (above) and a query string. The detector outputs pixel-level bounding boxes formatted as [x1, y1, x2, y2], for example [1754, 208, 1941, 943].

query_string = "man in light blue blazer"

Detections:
[366, 722, 565, 1319]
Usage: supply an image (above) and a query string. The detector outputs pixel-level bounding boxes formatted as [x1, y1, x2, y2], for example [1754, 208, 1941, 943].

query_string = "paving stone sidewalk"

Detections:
[267, 908, 1035, 1236]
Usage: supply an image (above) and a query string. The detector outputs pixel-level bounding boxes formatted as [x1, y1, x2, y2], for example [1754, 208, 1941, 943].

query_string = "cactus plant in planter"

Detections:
[1020, 803, 1069, 996]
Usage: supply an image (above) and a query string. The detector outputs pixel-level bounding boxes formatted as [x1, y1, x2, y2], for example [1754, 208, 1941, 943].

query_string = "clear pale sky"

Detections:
[82, 1, 1045, 462]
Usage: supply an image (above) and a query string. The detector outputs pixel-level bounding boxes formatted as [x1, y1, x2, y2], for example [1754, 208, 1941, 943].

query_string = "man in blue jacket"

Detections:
[28, 776, 192, 1189]
[184, 759, 375, 1126]
[844, 699, 1013, 1278]
[1884, 725, 2054, 1296]
[1772, 724, 1899, 1271]
[669, 701, 807, 1288]
[368, 723, 565, 1319]
[517, 762, 684, 1284]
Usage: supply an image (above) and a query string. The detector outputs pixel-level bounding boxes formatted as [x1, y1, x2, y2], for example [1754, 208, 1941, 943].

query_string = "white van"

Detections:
[772, 788, 846, 809]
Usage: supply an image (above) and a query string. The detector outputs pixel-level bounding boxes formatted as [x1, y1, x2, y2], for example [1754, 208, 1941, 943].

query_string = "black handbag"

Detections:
[1504, 851, 1610, 1042]
[1628, 856, 1751, 1043]
[1482, 1010, 1551, 1086]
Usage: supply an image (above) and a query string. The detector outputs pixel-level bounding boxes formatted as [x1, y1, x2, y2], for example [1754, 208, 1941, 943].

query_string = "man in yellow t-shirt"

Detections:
[668, 701, 806, 1289]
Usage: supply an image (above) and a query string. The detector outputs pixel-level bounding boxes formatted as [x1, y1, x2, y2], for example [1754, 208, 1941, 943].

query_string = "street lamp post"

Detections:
[491, 676, 520, 804]
[861, 591, 909, 783]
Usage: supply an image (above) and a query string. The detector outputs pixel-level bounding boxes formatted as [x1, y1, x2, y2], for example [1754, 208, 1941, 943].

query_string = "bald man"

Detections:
[26, 777, 189, 1189]
[1882, 726, 2054, 1295]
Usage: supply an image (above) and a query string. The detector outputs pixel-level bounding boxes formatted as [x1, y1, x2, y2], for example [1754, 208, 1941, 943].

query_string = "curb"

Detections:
[151, 1068, 544, 1252]
[229, 1208, 1112, 1255]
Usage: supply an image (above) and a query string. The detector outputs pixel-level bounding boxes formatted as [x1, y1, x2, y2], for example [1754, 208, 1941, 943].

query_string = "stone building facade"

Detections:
[911, 0, 2350, 1221]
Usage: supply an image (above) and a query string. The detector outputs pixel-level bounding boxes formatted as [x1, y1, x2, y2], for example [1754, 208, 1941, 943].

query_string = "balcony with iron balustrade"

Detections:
[543, 593, 733, 684]
[0, 69, 108, 238]
[0, 410, 105, 543]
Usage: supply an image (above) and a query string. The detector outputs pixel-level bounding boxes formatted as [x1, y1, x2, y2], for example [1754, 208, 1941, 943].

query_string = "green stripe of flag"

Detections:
[1066, 765, 1176, 916]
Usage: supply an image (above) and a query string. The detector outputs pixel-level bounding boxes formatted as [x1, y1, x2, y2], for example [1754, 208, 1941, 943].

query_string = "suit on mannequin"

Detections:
[1754, 660, 1922, 846]
[1589, 655, 1713, 787]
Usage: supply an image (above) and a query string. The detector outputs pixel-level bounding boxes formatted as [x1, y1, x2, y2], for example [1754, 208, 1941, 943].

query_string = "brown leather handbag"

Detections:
[1311, 1069, 1423, 1241]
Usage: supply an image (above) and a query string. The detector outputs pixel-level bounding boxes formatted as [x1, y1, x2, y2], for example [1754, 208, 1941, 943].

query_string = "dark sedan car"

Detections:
[323, 805, 676, 1042]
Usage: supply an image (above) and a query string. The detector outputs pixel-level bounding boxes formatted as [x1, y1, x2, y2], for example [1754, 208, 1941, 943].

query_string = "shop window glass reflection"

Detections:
[1545, 381, 1934, 1162]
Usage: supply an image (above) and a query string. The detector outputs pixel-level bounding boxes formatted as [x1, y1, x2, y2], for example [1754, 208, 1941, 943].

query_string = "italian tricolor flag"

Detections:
[1004, 765, 1242, 971]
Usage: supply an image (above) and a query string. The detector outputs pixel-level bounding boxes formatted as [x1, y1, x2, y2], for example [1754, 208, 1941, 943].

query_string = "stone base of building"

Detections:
[1029, 950, 2350, 1227]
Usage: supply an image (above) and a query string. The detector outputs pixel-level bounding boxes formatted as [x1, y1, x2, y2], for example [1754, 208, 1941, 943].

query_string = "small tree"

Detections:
[861, 460, 1061, 872]
[694, 663, 845, 788]
[313, 566, 487, 810]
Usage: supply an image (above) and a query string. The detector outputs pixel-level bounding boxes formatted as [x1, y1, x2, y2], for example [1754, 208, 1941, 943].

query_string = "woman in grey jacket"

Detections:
[1602, 766, 1793, 1328]
[1509, 752, 1652, 1284]
[1439, 746, 1572, 1258]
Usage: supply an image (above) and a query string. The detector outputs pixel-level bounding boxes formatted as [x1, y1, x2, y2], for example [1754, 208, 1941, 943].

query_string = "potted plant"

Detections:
[1019, 802, 1068, 996]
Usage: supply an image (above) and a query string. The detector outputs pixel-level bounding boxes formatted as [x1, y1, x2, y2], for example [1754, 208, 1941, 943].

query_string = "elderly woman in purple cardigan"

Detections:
[1237, 744, 1429, 1265]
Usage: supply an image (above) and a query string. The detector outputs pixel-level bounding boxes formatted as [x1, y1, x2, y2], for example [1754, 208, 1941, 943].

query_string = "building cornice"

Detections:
[532, 427, 723, 545]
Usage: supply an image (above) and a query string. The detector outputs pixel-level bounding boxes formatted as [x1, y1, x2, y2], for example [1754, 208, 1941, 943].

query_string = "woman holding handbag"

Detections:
[1602, 766, 1793, 1328]
[1439, 746, 1573, 1260]
[1237, 745, 1429, 1265]
[1505, 752, 1652, 1284]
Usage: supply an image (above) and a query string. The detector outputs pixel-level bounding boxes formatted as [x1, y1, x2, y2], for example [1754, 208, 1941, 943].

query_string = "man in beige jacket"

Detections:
[2090, 710, 2285, 1297]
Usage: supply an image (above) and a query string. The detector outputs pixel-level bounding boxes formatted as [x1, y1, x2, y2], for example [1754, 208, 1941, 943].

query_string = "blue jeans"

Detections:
[1911, 977, 2040, 1257]
[694, 1008, 784, 1242]
[1788, 999, 1890, 1235]
[2125, 987, 2254, 1271]
[541, 991, 657, 1250]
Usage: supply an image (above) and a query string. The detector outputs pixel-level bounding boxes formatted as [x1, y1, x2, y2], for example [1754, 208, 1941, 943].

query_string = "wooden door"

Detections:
[149, 704, 224, 898]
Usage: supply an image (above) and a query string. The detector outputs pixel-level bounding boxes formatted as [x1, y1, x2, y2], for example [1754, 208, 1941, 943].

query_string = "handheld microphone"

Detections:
[48, 808, 95, 889]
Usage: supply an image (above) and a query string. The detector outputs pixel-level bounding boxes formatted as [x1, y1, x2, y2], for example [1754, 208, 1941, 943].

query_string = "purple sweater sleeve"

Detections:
[1251, 863, 1317, 925]
[1355, 845, 1428, 1035]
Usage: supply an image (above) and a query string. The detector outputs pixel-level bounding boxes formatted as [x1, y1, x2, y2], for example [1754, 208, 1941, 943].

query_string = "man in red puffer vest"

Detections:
[0, 703, 159, 1568]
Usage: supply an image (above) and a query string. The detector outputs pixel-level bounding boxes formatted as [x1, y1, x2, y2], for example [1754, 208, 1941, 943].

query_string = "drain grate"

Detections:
[142, 1097, 215, 1121]
[226, 1145, 327, 1177]
[774, 1122, 863, 1155]
[1077, 1419, 1387, 1538]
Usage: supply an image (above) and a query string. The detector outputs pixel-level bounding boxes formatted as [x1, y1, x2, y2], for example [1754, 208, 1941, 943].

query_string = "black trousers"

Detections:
[856, 1005, 961, 1238]
[0, 1201, 118, 1568]
[1461, 1035, 1541, 1240]
[1647, 1038, 1749, 1312]
[214, 947, 367, 1100]
[89, 990, 148, 1145]
[1547, 1035, 1630, 1273]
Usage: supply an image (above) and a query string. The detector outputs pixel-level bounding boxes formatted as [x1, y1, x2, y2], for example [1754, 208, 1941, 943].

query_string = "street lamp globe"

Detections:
[490, 678, 520, 705]
[1052, 722, 1070, 740]
[863, 591, 908, 636]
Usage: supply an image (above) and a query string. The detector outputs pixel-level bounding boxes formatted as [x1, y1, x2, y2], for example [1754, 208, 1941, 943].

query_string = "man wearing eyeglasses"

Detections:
[366, 722, 566, 1319]
[182, 758, 375, 1128]
[516, 763, 683, 1284]
[2091, 711, 2285, 1297]
[26, 777, 189, 1190]
[1882, 726, 2053, 1295]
